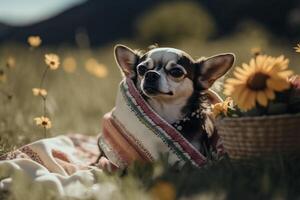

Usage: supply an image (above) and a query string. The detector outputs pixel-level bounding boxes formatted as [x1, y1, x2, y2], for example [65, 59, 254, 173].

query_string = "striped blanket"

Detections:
[99, 78, 224, 169]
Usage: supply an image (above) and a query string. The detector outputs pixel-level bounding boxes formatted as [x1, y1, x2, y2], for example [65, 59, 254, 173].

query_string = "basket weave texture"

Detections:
[216, 114, 300, 160]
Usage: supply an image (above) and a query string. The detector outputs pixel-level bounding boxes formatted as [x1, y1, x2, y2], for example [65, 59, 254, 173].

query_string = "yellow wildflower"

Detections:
[0, 70, 6, 83]
[150, 181, 176, 200]
[45, 53, 60, 70]
[85, 58, 108, 78]
[27, 36, 42, 47]
[224, 55, 293, 111]
[251, 47, 262, 57]
[6, 56, 16, 69]
[85, 58, 98, 69]
[63, 57, 77, 73]
[32, 88, 47, 97]
[211, 97, 233, 118]
[34, 116, 52, 129]
[90, 64, 108, 78]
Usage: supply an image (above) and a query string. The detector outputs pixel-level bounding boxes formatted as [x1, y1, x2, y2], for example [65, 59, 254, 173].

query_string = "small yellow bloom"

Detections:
[294, 43, 300, 53]
[32, 88, 47, 97]
[34, 116, 52, 129]
[211, 97, 233, 118]
[150, 181, 176, 200]
[251, 47, 262, 57]
[85, 58, 98, 69]
[63, 57, 77, 73]
[91, 64, 108, 78]
[27, 36, 42, 47]
[45, 53, 60, 70]
[224, 55, 293, 111]
[85, 58, 108, 78]
[6, 56, 16, 69]
[0, 70, 6, 83]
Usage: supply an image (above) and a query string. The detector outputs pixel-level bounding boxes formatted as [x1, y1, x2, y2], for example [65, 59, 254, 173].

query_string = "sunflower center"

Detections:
[50, 61, 55, 65]
[42, 121, 48, 126]
[247, 72, 269, 91]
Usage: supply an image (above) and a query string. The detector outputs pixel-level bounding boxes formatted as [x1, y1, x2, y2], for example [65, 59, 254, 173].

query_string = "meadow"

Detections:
[1, 27, 300, 152]
[1, 22, 300, 199]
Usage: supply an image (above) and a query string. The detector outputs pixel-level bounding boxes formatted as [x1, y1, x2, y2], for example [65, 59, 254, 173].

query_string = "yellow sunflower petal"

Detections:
[265, 89, 275, 100]
[277, 70, 293, 78]
[225, 78, 244, 85]
[223, 88, 233, 96]
[236, 89, 250, 110]
[267, 78, 290, 91]
[257, 91, 268, 107]
[249, 58, 256, 69]
[256, 55, 267, 70]
[233, 71, 248, 81]
[235, 67, 250, 76]
[240, 90, 256, 111]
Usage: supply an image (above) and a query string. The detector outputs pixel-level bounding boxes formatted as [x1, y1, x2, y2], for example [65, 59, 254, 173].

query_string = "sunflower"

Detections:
[27, 36, 42, 47]
[34, 116, 52, 129]
[45, 54, 60, 70]
[224, 55, 293, 111]
[32, 88, 47, 97]
[294, 43, 300, 53]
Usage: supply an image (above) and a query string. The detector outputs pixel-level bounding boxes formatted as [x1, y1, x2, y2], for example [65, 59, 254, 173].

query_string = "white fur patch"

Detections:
[148, 77, 194, 124]
[148, 48, 183, 65]
[138, 57, 154, 69]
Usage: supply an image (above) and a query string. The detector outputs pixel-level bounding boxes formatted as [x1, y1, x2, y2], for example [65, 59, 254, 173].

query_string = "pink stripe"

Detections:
[125, 78, 207, 167]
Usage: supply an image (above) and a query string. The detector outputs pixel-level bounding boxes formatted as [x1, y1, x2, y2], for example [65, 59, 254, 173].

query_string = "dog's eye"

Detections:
[169, 68, 184, 78]
[137, 65, 147, 76]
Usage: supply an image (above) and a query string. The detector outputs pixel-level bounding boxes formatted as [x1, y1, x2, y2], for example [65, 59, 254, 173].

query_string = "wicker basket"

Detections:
[215, 113, 300, 160]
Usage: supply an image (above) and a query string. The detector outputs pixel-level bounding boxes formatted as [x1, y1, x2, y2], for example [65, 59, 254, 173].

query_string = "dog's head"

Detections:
[114, 44, 234, 103]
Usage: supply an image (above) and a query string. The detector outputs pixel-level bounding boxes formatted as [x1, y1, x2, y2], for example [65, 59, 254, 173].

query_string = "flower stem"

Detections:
[39, 66, 49, 89]
[43, 127, 47, 138]
[39, 66, 49, 138]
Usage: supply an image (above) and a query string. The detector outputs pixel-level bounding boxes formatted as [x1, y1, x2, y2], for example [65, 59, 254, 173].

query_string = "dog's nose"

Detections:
[145, 71, 160, 82]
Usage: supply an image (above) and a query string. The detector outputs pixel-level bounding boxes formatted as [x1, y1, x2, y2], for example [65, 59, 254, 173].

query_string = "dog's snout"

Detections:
[145, 71, 160, 82]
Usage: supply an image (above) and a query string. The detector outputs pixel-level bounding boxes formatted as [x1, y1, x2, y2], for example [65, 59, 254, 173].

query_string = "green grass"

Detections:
[1, 30, 300, 199]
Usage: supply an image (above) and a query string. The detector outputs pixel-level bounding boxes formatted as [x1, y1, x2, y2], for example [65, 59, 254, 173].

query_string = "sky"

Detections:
[0, 0, 86, 26]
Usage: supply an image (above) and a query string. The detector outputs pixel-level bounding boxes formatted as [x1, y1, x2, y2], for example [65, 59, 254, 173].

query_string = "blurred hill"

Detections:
[0, 0, 161, 46]
[0, 23, 11, 38]
[202, 0, 299, 38]
[0, 0, 299, 46]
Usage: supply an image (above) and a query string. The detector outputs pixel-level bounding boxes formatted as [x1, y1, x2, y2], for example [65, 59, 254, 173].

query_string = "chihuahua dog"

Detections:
[114, 44, 235, 155]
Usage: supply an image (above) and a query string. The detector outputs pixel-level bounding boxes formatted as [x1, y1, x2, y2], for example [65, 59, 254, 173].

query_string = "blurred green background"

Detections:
[0, 0, 300, 153]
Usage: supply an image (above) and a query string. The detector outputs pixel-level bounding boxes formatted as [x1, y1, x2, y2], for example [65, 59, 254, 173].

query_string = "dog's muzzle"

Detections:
[145, 71, 160, 82]
[143, 71, 160, 94]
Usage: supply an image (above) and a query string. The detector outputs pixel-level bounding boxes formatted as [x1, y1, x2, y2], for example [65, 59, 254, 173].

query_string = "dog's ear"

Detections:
[196, 53, 235, 89]
[114, 44, 139, 78]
